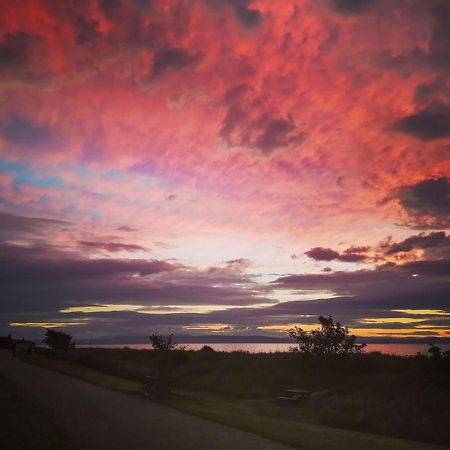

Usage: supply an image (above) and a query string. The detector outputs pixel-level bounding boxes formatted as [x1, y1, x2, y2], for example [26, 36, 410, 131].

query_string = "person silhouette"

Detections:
[7, 334, 16, 358]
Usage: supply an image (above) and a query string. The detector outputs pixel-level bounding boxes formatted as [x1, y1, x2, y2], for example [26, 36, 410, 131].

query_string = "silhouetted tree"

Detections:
[148, 333, 184, 398]
[199, 345, 215, 352]
[428, 343, 450, 359]
[149, 333, 179, 352]
[288, 315, 365, 356]
[43, 328, 73, 351]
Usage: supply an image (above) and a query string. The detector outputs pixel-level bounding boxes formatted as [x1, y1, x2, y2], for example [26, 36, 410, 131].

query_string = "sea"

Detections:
[81, 342, 450, 356]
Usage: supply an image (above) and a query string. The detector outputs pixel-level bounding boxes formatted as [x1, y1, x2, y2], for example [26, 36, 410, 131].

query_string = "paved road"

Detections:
[0, 354, 294, 450]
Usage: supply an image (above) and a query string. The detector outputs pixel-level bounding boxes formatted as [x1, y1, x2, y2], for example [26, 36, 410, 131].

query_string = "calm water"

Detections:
[82, 342, 450, 356]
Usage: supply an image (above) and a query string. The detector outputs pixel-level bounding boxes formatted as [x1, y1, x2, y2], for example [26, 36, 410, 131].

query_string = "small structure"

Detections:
[143, 375, 160, 398]
[278, 389, 311, 404]
[0, 334, 16, 357]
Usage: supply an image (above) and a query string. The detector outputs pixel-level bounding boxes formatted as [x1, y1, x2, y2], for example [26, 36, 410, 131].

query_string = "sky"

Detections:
[0, 0, 449, 343]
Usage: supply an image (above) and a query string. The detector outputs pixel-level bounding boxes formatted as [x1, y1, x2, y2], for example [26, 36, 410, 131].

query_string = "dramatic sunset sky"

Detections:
[0, 0, 449, 343]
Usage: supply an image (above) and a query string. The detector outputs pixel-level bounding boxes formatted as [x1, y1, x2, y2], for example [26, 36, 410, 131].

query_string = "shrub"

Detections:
[43, 329, 73, 351]
[288, 315, 365, 356]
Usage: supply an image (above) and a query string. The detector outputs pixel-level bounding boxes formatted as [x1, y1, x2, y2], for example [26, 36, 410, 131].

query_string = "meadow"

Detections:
[21, 345, 450, 448]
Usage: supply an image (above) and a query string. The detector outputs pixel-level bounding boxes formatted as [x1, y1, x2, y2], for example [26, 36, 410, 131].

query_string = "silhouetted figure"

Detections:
[7, 334, 16, 357]
[0, 333, 16, 357]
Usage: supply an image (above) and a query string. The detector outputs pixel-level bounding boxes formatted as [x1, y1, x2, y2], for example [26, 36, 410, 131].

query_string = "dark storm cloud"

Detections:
[2, 240, 448, 340]
[0, 242, 266, 315]
[98, 0, 121, 19]
[305, 247, 340, 261]
[329, 0, 379, 15]
[304, 246, 368, 262]
[0, 242, 175, 283]
[221, 108, 304, 153]
[228, 0, 261, 27]
[0, 32, 34, 71]
[399, 259, 450, 277]
[414, 81, 450, 103]
[428, 0, 450, 70]
[386, 231, 449, 255]
[0, 114, 55, 149]
[304, 232, 448, 265]
[397, 177, 450, 228]
[77, 240, 147, 253]
[221, 84, 304, 153]
[151, 47, 200, 77]
[74, 16, 101, 45]
[117, 225, 137, 232]
[258, 291, 450, 321]
[254, 117, 305, 153]
[377, 1, 450, 75]
[205, 0, 261, 27]
[396, 103, 450, 141]
[0, 212, 69, 236]
[275, 258, 449, 297]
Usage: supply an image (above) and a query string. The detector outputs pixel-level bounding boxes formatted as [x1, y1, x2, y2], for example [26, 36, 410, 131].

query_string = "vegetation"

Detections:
[19, 351, 444, 450]
[13, 320, 449, 448]
[21, 344, 450, 447]
[147, 333, 187, 397]
[288, 315, 366, 355]
[149, 333, 184, 352]
[43, 328, 73, 351]
[428, 343, 450, 359]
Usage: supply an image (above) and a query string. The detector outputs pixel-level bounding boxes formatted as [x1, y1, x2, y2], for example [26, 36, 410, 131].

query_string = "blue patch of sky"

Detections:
[0, 160, 62, 188]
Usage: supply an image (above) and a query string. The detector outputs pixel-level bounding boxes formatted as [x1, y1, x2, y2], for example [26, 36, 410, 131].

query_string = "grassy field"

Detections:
[19, 347, 450, 449]
[0, 371, 75, 450]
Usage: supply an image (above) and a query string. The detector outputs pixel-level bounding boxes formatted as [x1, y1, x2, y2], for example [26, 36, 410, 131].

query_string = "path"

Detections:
[0, 354, 294, 450]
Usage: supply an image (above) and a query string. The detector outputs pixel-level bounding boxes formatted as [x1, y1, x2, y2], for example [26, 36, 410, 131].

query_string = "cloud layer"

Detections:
[0, 0, 448, 342]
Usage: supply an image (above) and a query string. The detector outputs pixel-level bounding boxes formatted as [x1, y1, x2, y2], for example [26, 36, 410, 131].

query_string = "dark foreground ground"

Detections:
[1, 349, 449, 450]
[26, 345, 450, 446]
[0, 353, 294, 450]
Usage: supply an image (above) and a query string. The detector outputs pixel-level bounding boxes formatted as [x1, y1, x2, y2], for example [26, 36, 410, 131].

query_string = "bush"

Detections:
[288, 316, 366, 356]
[43, 329, 73, 351]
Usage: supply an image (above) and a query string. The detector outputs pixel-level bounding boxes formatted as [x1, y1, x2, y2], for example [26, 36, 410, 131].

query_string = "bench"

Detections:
[278, 388, 311, 404]
[143, 375, 159, 397]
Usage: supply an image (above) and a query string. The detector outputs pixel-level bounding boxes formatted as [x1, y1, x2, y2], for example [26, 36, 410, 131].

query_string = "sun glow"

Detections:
[182, 324, 233, 332]
[256, 324, 317, 332]
[392, 310, 450, 316]
[360, 317, 426, 324]
[61, 304, 143, 313]
[10, 322, 88, 328]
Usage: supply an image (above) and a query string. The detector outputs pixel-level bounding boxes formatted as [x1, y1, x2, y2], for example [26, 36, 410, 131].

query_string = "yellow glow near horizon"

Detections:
[349, 327, 448, 338]
[137, 303, 275, 315]
[60, 304, 143, 313]
[360, 317, 426, 324]
[392, 309, 450, 316]
[182, 324, 232, 332]
[269, 289, 339, 302]
[256, 323, 449, 338]
[257, 324, 318, 332]
[10, 322, 88, 328]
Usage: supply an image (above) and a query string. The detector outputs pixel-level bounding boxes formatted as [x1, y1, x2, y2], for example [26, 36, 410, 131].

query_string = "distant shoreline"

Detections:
[73, 341, 450, 356]
[73, 335, 450, 346]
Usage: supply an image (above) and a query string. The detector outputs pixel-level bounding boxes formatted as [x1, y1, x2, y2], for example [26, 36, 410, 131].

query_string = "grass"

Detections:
[168, 391, 444, 450]
[19, 347, 450, 449]
[21, 352, 142, 394]
[0, 372, 75, 450]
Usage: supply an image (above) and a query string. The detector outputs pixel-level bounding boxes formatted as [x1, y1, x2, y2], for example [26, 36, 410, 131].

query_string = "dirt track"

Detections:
[0, 353, 294, 450]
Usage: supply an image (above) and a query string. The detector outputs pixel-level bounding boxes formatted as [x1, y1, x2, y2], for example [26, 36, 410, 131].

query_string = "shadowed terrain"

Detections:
[0, 353, 294, 450]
